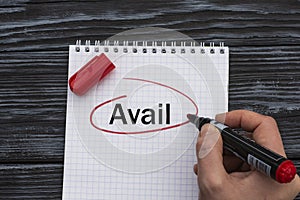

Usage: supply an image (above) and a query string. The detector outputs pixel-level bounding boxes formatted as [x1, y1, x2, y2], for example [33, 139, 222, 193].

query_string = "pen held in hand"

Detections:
[187, 114, 297, 184]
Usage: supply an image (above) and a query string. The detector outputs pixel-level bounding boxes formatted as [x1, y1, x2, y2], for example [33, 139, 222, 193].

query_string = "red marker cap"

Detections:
[276, 160, 297, 183]
[69, 53, 115, 96]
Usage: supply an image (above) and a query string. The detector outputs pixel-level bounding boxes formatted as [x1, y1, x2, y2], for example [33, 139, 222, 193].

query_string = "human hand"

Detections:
[194, 110, 300, 200]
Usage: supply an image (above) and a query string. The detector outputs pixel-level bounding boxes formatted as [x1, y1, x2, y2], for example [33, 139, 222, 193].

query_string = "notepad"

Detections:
[63, 39, 228, 199]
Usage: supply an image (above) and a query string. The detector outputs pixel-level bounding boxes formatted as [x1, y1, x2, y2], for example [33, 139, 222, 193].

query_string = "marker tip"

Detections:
[186, 113, 196, 122]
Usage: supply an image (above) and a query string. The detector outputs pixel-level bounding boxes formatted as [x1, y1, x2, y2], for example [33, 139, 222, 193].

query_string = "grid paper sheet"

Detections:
[63, 43, 229, 200]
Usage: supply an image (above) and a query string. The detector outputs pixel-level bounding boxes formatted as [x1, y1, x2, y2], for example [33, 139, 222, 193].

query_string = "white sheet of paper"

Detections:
[63, 44, 228, 199]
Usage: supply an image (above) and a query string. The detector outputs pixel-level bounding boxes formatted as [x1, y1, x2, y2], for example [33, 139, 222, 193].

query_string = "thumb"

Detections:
[196, 124, 228, 188]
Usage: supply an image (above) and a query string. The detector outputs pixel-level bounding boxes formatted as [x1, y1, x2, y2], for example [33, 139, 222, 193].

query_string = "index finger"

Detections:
[215, 110, 286, 156]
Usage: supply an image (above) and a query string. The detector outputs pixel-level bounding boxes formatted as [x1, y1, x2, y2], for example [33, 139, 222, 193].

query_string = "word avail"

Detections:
[109, 103, 170, 125]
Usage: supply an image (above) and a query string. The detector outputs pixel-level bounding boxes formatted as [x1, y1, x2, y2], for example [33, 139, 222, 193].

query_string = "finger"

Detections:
[215, 110, 285, 156]
[198, 124, 221, 159]
[196, 124, 228, 187]
[215, 110, 267, 131]
[251, 116, 285, 156]
[223, 149, 245, 172]
[223, 154, 245, 173]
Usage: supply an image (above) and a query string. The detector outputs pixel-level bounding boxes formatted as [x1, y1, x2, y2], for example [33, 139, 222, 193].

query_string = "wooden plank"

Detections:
[0, 164, 63, 199]
[1, 1, 300, 50]
[0, 163, 299, 199]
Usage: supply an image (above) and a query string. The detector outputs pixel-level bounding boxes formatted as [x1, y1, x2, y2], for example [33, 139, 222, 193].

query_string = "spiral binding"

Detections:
[75, 40, 226, 54]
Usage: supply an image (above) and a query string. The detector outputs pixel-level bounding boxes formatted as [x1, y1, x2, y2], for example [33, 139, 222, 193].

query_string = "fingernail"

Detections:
[215, 112, 226, 124]
[198, 125, 220, 159]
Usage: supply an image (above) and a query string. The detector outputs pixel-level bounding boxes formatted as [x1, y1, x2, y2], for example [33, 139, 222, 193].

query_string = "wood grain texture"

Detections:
[0, 0, 299, 199]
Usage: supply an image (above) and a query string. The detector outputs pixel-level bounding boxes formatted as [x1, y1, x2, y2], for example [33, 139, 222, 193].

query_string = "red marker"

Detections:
[69, 53, 115, 96]
[187, 114, 297, 183]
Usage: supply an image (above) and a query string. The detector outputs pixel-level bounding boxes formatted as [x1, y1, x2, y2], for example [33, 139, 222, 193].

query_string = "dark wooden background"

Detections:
[0, 0, 299, 199]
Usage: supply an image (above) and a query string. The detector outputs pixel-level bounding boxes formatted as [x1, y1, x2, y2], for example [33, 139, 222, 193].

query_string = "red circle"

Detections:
[90, 78, 198, 134]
